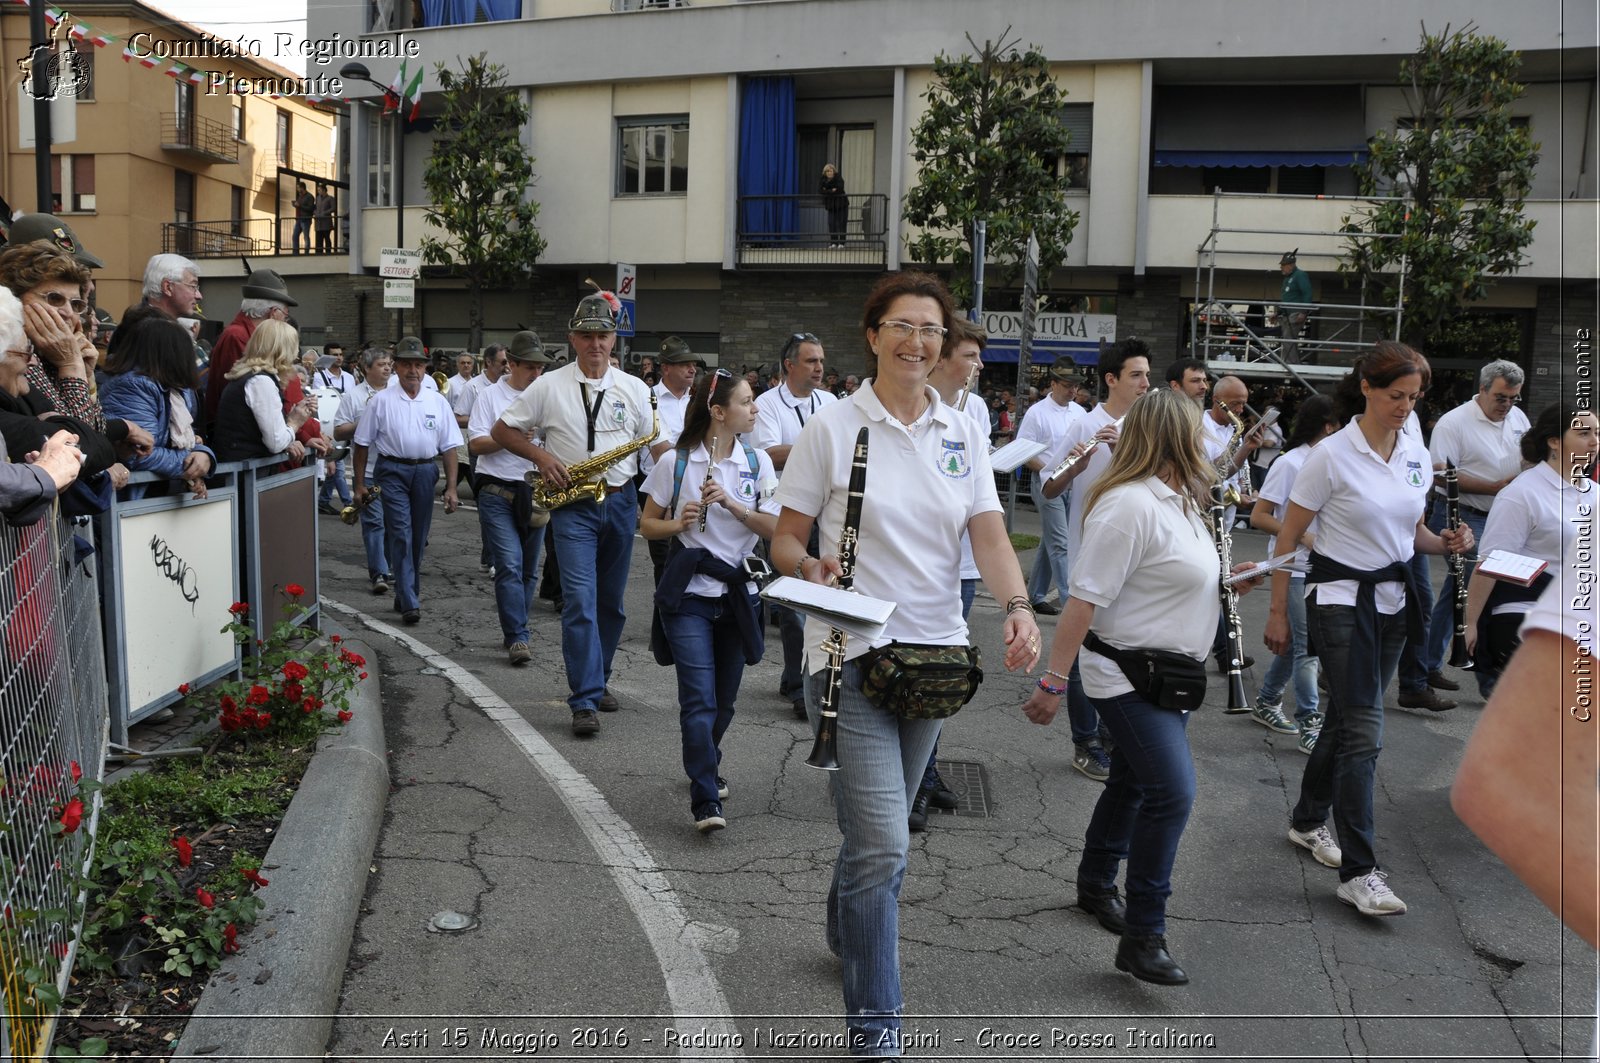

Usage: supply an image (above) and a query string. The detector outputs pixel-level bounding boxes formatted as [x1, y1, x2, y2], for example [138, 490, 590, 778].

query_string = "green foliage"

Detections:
[419, 53, 547, 349]
[903, 30, 1078, 307]
[1340, 22, 1538, 346]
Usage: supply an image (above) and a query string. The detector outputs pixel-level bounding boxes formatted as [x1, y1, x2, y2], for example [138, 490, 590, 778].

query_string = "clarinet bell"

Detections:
[805, 714, 840, 771]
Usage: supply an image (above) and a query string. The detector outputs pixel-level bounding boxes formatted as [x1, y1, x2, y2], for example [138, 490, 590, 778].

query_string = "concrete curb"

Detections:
[174, 623, 387, 1062]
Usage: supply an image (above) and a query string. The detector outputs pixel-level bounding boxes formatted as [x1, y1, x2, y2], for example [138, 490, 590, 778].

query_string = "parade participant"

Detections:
[204, 269, 296, 427]
[1199, 375, 1257, 681]
[332, 349, 394, 595]
[351, 336, 461, 626]
[752, 330, 838, 719]
[1164, 357, 1209, 405]
[469, 332, 554, 665]
[1265, 342, 1473, 918]
[640, 368, 778, 832]
[1405, 359, 1530, 705]
[491, 291, 654, 736]
[642, 337, 702, 584]
[771, 270, 1040, 1058]
[1018, 357, 1086, 615]
[211, 320, 312, 463]
[1463, 402, 1596, 697]
[1023, 387, 1263, 986]
[447, 351, 477, 402]
[1247, 395, 1341, 749]
[1039, 338, 1152, 781]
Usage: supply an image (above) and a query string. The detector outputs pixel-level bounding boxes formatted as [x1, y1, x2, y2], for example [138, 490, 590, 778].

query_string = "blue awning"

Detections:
[1153, 149, 1368, 168]
[983, 341, 1101, 366]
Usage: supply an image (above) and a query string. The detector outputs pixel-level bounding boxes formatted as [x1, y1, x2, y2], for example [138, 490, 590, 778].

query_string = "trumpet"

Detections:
[807, 426, 869, 772]
[340, 484, 382, 525]
[1043, 415, 1125, 482]
[697, 435, 718, 532]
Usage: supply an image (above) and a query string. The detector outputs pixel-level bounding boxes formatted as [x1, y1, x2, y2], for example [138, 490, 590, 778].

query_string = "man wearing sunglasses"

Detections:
[751, 330, 836, 718]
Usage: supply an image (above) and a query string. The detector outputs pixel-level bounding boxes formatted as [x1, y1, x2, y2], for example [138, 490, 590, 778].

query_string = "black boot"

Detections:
[908, 788, 930, 832]
[1115, 933, 1189, 986]
[1076, 885, 1127, 935]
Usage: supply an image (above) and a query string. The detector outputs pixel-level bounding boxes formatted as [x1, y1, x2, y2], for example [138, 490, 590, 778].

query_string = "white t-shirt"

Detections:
[1016, 393, 1084, 463]
[1481, 463, 1596, 617]
[752, 382, 838, 457]
[468, 378, 540, 484]
[641, 381, 694, 477]
[1290, 417, 1431, 613]
[957, 397, 991, 581]
[1070, 477, 1220, 698]
[772, 381, 1001, 673]
[447, 372, 477, 415]
[643, 441, 778, 598]
[1428, 398, 1530, 512]
[496, 362, 654, 487]
[1257, 444, 1318, 567]
[352, 384, 463, 459]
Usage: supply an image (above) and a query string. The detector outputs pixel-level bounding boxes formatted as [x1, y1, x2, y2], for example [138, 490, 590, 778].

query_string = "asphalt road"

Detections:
[314, 489, 1590, 1063]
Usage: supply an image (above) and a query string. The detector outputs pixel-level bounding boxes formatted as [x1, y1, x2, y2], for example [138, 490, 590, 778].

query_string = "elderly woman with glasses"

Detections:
[0, 287, 86, 522]
[770, 271, 1040, 1058]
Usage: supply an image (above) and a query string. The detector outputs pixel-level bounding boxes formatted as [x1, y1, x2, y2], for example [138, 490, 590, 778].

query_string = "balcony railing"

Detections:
[736, 193, 887, 270]
[163, 217, 347, 259]
[159, 112, 240, 164]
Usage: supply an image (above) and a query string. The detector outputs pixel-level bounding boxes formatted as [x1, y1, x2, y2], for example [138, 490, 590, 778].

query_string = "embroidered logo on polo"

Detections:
[610, 399, 629, 425]
[1405, 460, 1425, 488]
[938, 439, 970, 478]
[737, 472, 757, 500]
[423, 414, 438, 432]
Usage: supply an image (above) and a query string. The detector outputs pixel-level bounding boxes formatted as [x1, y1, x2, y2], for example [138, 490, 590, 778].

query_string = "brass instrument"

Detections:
[697, 435, 718, 532]
[432, 369, 450, 396]
[1210, 482, 1251, 711]
[1444, 461, 1470, 667]
[1043, 415, 1124, 483]
[339, 484, 382, 525]
[529, 391, 660, 510]
[1214, 407, 1278, 508]
[807, 426, 869, 772]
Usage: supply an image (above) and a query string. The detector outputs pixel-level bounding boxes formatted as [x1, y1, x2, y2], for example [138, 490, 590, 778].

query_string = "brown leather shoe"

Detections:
[1426, 669, 1461, 692]
[1398, 688, 1455, 712]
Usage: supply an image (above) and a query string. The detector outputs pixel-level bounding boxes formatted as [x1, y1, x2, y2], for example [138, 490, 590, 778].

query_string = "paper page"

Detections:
[988, 437, 1048, 474]
[1477, 549, 1548, 586]
[760, 576, 896, 642]
[1223, 552, 1303, 587]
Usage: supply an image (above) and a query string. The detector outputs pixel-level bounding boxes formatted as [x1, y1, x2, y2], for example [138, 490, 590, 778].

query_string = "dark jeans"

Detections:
[1292, 600, 1406, 881]
[663, 591, 755, 813]
[374, 460, 436, 612]
[1076, 691, 1196, 937]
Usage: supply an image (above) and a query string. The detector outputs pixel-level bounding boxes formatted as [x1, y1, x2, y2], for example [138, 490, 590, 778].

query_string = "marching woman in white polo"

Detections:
[1265, 341, 1473, 918]
[640, 368, 777, 833]
[770, 270, 1039, 1058]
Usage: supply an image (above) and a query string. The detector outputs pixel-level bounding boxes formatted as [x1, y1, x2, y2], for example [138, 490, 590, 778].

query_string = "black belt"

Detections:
[379, 454, 434, 465]
[1461, 503, 1490, 517]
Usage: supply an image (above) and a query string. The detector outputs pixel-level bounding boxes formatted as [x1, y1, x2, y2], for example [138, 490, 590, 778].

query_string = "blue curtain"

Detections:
[738, 77, 797, 240]
[419, 0, 448, 26]
[477, 0, 521, 18]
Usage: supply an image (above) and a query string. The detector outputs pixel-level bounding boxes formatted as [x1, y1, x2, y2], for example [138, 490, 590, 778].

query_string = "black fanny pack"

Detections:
[1083, 631, 1207, 711]
[859, 642, 983, 720]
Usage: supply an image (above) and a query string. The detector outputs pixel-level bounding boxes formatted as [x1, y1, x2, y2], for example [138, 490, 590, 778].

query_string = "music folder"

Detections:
[1476, 549, 1548, 586]
[988, 437, 1049, 474]
[759, 577, 896, 642]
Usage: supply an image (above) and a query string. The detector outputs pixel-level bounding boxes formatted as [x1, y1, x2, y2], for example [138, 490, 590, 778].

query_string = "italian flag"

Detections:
[91, 32, 113, 47]
[186, 68, 205, 85]
[382, 59, 406, 115]
[138, 51, 160, 69]
[165, 63, 185, 79]
[122, 44, 137, 62]
[401, 61, 423, 121]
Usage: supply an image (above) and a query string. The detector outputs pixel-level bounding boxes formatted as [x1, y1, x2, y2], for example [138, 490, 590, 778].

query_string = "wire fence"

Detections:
[0, 514, 108, 1060]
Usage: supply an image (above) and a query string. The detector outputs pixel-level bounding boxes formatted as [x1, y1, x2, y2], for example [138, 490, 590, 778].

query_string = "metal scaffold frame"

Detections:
[1190, 189, 1409, 392]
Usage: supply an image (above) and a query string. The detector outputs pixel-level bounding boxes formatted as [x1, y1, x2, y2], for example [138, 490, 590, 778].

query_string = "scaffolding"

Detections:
[1191, 190, 1408, 392]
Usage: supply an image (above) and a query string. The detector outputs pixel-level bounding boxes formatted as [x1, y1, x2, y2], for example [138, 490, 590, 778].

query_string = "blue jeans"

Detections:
[1027, 479, 1071, 605]
[320, 458, 353, 508]
[1292, 600, 1406, 881]
[1076, 691, 1196, 937]
[920, 580, 978, 792]
[1257, 576, 1319, 724]
[357, 467, 388, 582]
[807, 660, 942, 1057]
[1423, 504, 1486, 675]
[1396, 550, 1435, 693]
[375, 460, 436, 612]
[291, 217, 310, 252]
[478, 489, 543, 647]
[664, 592, 754, 813]
[550, 482, 636, 712]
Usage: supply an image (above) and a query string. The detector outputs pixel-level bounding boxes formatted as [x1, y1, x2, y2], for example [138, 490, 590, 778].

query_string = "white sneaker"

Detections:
[1336, 870, 1407, 916]
[1287, 825, 1342, 868]
[1251, 701, 1300, 735]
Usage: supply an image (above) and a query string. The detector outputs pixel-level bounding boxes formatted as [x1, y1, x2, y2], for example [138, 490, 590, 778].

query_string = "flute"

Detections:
[807, 426, 868, 772]
[697, 435, 718, 532]
[1044, 415, 1125, 482]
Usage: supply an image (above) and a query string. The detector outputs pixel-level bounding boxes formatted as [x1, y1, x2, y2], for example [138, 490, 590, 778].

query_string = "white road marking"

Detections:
[324, 598, 747, 1060]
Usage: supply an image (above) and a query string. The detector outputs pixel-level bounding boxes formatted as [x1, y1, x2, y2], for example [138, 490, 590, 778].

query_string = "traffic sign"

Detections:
[616, 262, 637, 338]
[614, 302, 635, 337]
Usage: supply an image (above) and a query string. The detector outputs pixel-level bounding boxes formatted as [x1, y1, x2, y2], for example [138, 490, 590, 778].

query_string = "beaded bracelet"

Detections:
[1036, 676, 1067, 696]
[1043, 668, 1070, 685]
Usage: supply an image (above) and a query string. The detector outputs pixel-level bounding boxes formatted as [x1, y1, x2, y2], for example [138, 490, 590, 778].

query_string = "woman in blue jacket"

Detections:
[100, 317, 215, 499]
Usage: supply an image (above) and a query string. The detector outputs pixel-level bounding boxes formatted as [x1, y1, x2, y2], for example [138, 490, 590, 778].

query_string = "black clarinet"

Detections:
[806, 426, 869, 771]
[1210, 483, 1250, 710]
[1444, 461, 1470, 667]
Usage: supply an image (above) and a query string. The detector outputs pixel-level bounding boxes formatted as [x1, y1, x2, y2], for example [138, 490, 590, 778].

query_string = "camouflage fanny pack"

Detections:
[859, 643, 983, 720]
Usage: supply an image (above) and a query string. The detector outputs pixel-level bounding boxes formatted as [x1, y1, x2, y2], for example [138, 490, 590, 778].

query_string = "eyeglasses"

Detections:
[790, 332, 819, 344]
[877, 320, 948, 344]
[1487, 393, 1522, 405]
[33, 291, 87, 315]
[170, 278, 202, 293]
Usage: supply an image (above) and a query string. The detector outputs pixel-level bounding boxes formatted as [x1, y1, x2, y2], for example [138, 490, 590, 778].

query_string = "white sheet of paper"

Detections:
[1477, 549, 1547, 586]
[1223, 551, 1303, 587]
[988, 437, 1049, 474]
[760, 576, 896, 642]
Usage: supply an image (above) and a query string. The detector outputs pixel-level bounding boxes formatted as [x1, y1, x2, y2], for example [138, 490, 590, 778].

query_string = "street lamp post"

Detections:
[341, 62, 406, 340]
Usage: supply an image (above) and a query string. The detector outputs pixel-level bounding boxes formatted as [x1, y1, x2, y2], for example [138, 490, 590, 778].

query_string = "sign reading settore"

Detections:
[379, 248, 421, 278]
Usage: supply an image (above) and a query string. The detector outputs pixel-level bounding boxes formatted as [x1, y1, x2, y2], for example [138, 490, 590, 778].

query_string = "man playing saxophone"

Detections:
[492, 291, 655, 736]
[1199, 376, 1259, 685]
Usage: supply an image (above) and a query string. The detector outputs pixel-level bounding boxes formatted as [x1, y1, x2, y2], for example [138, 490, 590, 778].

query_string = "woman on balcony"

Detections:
[820, 163, 847, 247]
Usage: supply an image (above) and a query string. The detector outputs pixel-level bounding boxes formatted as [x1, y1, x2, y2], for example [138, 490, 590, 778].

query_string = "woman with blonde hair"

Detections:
[1022, 386, 1261, 986]
[212, 319, 312, 463]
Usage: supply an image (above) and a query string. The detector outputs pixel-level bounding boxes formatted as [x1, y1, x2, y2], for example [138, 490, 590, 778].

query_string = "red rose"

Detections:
[178, 683, 191, 696]
[330, 634, 342, 643]
[223, 923, 239, 953]
[255, 713, 271, 730]
[246, 685, 270, 706]
[282, 661, 309, 682]
[358, 672, 368, 681]
[285, 583, 305, 598]
[228, 602, 249, 616]
[57, 798, 83, 834]
[69, 761, 81, 784]
[337, 710, 353, 723]
[173, 837, 193, 867]
[195, 887, 215, 909]
[242, 867, 269, 888]
[283, 682, 304, 703]
[220, 695, 237, 713]
[219, 713, 241, 733]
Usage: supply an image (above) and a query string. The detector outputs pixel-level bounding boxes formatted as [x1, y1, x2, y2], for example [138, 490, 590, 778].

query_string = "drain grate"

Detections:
[931, 759, 992, 817]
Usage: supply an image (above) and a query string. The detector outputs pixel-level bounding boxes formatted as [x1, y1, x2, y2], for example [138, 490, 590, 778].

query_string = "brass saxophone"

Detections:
[529, 391, 660, 509]
[1215, 406, 1247, 507]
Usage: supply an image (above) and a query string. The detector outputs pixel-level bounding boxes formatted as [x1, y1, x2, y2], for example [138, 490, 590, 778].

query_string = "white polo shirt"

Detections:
[447, 372, 477, 414]
[1200, 411, 1249, 497]
[1428, 398, 1530, 512]
[752, 382, 838, 458]
[958, 397, 991, 581]
[1290, 417, 1431, 613]
[468, 378, 540, 484]
[455, 372, 494, 421]
[773, 381, 1000, 672]
[1044, 404, 1119, 557]
[1071, 476, 1219, 698]
[1256, 444, 1319, 567]
[1016, 392, 1084, 469]
[333, 379, 381, 432]
[641, 380, 694, 478]
[386, 372, 439, 392]
[1481, 462, 1595, 616]
[352, 384, 463, 460]
[497, 362, 654, 487]
[643, 442, 778, 598]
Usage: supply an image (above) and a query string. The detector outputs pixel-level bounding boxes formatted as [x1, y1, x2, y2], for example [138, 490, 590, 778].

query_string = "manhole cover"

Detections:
[931, 759, 992, 817]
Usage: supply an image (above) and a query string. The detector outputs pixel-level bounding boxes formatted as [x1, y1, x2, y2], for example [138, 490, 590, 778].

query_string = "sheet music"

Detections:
[1222, 552, 1303, 587]
[760, 577, 896, 642]
[988, 437, 1048, 474]
[1477, 549, 1548, 586]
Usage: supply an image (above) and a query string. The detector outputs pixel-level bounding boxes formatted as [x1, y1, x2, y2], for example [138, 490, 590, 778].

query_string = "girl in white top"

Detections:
[640, 370, 778, 834]
[1265, 342, 1473, 920]
[1023, 387, 1262, 988]
[1465, 402, 1598, 696]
